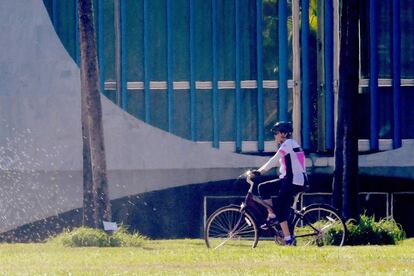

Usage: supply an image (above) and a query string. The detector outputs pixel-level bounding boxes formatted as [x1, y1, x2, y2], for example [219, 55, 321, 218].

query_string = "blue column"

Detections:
[189, 0, 196, 141]
[143, 0, 151, 123]
[74, 0, 80, 65]
[212, 0, 219, 148]
[235, 0, 242, 152]
[52, 0, 59, 35]
[167, 0, 174, 133]
[120, 0, 127, 110]
[97, 0, 105, 93]
[301, 0, 310, 150]
[392, 0, 401, 149]
[324, 0, 334, 151]
[278, 0, 288, 122]
[369, 0, 379, 150]
[256, 0, 264, 152]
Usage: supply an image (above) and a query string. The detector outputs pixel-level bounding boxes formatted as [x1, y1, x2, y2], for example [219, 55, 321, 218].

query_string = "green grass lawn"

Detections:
[1, 239, 413, 275]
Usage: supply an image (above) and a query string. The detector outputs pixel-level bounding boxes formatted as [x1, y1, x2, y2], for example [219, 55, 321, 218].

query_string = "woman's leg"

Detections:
[258, 178, 281, 218]
[274, 180, 302, 239]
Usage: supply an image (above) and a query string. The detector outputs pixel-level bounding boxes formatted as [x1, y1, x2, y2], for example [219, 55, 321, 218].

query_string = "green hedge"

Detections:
[49, 226, 147, 247]
[328, 214, 406, 245]
[345, 214, 406, 245]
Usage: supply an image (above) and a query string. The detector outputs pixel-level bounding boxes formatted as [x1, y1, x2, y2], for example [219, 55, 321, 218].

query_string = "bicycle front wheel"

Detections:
[293, 205, 346, 246]
[204, 206, 259, 249]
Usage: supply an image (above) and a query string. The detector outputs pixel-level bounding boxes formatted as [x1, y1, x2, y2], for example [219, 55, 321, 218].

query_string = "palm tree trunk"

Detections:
[332, 0, 360, 220]
[78, 0, 111, 229]
[81, 78, 94, 228]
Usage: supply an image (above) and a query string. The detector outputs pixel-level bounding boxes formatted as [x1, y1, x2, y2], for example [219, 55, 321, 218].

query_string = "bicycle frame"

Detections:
[242, 174, 320, 240]
[242, 175, 293, 217]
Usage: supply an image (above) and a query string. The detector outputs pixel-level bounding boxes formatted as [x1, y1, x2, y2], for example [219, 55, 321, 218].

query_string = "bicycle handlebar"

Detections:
[245, 171, 255, 193]
[246, 174, 254, 185]
[234, 170, 255, 193]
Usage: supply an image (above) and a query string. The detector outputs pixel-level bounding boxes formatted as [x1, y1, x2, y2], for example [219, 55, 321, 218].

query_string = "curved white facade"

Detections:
[0, 0, 269, 233]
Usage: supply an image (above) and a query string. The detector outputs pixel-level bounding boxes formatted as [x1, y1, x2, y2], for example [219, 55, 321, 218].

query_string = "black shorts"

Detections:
[257, 177, 303, 222]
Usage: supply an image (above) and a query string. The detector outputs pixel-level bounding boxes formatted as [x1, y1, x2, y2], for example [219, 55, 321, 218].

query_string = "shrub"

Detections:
[49, 226, 147, 247]
[325, 223, 347, 245]
[111, 226, 147, 247]
[345, 214, 406, 245]
[326, 214, 406, 246]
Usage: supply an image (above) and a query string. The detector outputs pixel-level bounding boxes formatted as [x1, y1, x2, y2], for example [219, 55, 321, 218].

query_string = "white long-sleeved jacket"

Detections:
[257, 139, 306, 186]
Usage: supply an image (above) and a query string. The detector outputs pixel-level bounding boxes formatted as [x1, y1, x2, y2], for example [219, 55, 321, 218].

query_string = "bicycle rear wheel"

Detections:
[293, 205, 346, 246]
[204, 206, 259, 249]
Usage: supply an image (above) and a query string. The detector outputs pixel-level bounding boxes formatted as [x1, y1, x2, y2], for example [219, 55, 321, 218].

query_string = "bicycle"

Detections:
[204, 171, 347, 249]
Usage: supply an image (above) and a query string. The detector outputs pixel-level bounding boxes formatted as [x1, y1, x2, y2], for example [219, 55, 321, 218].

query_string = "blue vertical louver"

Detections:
[235, 0, 242, 152]
[97, 0, 105, 93]
[74, 0, 80, 65]
[256, 0, 264, 152]
[324, 0, 334, 151]
[392, 0, 401, 149]
[167, 0, 174, 133]
[120, 0, 127, 110]
[301, 0, 310, 151]
[212, 0, 219, 148]
[143, 0, 151, 123]
[369, 0, 379, 150]
[189, 0, 196, 141]
[278, 0, 288, 123]
[52, 0, 60, 35]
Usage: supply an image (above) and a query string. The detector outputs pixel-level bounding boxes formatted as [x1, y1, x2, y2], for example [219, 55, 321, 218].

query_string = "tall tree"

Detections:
[81, 73, 95, 228]
[332, 0, 360, 220]
[78, 0, 111, 228]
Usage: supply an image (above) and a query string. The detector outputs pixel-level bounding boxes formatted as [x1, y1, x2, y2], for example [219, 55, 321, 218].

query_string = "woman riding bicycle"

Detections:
[250, 121, 308, 246]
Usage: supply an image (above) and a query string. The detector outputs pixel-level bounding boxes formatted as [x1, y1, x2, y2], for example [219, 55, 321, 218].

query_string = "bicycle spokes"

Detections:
[205, 207, 259, 249]
[293, 206, 346, 246]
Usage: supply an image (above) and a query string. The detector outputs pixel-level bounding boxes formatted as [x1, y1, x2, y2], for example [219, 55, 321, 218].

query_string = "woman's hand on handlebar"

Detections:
[245, 170, 260, 185]
[249, 170, 261, 177]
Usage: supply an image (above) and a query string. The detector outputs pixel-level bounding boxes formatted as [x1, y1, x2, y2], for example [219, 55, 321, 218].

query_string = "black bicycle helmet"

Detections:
[271, 121, 293, 134]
